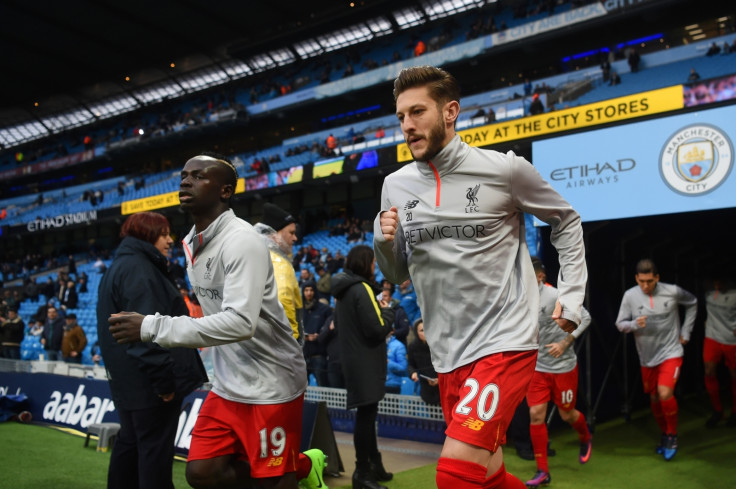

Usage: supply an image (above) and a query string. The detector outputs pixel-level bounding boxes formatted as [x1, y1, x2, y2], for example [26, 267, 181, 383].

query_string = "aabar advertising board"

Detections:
[531, 104, 736, 222]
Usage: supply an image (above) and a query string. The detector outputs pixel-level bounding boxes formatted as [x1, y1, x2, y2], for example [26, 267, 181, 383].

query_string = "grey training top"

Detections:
[142, 209, 307, 403]
[704, 288, 736, 345]
[374, 135, 587, 373]
[615, 282, 697, 367]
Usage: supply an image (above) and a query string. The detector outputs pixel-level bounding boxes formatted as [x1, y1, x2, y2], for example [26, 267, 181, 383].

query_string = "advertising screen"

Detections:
[531, 104, 735, 223]
[312, 157, 344, 179]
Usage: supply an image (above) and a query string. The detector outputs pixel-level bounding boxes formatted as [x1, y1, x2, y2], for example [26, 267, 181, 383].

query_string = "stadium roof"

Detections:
[0, 0, 477, 126]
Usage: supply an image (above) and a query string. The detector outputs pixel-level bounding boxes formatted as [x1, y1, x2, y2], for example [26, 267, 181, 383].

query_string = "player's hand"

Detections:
[380, 207, 399, 242]
[158, 392, 175, 402]
[636, 316, 647, 328]
[108, 311, 145, 344]
[428, 378, 439, 387]
[552, 300, 577, 333]
[679, 336, 689, 345]
[545, 342, 565, 358]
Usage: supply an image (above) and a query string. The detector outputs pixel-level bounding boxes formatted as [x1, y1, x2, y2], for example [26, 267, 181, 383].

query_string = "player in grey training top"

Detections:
[702, 277, 736, 428]
[615, 258, 696, 461]
[375, 65, 587, 489]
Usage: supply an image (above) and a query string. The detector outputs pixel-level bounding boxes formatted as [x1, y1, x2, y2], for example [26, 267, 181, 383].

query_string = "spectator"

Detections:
[529, 93, 545, 115]
[706, 42, 721, 56]
[302, 281, 332, 386]
[77, 274, 89, 294]
[523, 78, 532, 96]
[177, 280, 203, 318]
[407, 318, 440, 405]
[332, 245, 395, 487]
[93, 256, 107, 274]
[1, 308, 25, 359]
[255, 202, 303, 342]
[601, 59, 611, 82]
[61, 313, 87, 364]
[23, 279, 39, 302]
[486, 107, 496, 123]
[327, 250, 344, 274]
[628, 48, 641, 72]
[395, 279, 421, 325]
[325, 134, 338, 155]
[40, 306, 64, 361]
[385, 332, 408, 394]
[29, 320, 44, 336]
[60, 280, 78, 310]
[688, 68, 701, 83]
[609, 71, 621, 86]
[319, 314, 343, 387]
[97, 211, 208, 489]
[375, 126, 385, 139]
[67, 254, 77, 276]
[315, 266, 332, 301]
[414, 39, 426, 57]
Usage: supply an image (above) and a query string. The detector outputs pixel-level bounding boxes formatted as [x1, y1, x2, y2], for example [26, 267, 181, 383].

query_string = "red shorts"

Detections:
[439, 350, 536, 453]
[641, 357, 682, 394]
[703, 337, 736, 369]
[526, 366, 579, 412]
[188, 391, 304, 479]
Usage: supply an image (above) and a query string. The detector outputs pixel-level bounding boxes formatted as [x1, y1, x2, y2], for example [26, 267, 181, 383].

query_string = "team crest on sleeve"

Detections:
[659, 124, 733, 196]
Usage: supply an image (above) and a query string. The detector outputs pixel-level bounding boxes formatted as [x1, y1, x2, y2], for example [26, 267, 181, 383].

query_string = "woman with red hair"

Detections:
[97, 211, 207, 489]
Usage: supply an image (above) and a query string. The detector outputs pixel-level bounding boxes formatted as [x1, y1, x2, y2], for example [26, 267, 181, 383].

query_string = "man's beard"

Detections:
[410, 116, 447, 162]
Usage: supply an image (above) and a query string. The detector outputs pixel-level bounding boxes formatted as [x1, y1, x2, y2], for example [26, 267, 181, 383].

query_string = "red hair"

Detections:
[120, 212, 170, 245]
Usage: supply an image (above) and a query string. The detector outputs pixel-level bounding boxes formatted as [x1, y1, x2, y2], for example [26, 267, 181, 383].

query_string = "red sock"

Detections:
[660, 396, 678, 434]
[650, 399, 667, 433]
[529, 423, 548, 472]
[704, 375, 722, 412]
[731, 377, 736, 412]
[570, 412, 591, 443]
[436, 457, 487, 489]
[484, 463, 526, 489]
[295, 453, 311, 480]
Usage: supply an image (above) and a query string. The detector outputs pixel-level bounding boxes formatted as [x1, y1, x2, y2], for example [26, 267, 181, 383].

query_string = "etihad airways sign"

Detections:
[532, 104, 736, 222]
[397, 85, 684, 163]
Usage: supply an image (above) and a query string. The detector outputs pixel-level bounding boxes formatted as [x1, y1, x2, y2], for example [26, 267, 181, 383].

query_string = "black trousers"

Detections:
[107, 400, 182, 489]
[354, 402, 379, 464]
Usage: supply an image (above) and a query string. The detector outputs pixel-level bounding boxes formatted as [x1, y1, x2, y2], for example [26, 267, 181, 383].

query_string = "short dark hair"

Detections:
[393, 66, 460, 107]
[199, 151, 237, 189]
[345, 245, 374, 281]
[531, 256, 545, 273]
[636, 259, 658, 276]
[120, 212, 170, 245]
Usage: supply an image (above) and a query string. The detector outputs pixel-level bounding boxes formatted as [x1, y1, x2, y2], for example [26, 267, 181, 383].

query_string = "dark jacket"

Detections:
[331, 271, 394, 409]
[1, 317, 25, 346]
[96, 236, 207, 410]
[407, 336, 440, 405]
[42, 316, 65, 351]
[318, 313, 338, 364]
[61, 286, 78, 309]
[302, 297, 332, 358]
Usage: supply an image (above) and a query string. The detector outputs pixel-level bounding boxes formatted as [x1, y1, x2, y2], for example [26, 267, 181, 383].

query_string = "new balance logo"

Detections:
[404, 200, 419, 210]
[266, 457, 284, 467]
[461, 417, 485, 431]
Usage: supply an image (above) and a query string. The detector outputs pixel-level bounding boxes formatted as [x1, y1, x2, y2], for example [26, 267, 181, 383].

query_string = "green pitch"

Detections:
[0, 395, 733, 489]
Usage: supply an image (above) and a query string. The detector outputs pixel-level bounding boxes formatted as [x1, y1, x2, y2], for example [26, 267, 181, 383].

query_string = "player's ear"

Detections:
[220, 183, 234, 200]
[444, 100, 460, 125]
